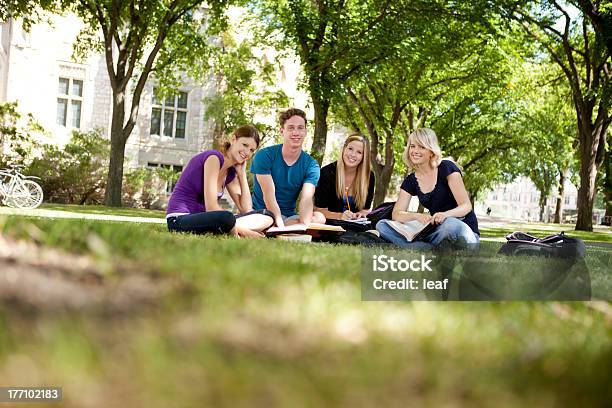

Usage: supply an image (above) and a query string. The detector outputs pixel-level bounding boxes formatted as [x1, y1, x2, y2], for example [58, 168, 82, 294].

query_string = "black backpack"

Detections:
[366, 202, 395, 227]
[498, 231, 586, 258]
[328, 230, 392, 246]
[325, 218, 372, 232]
[486, 230, 591, 300]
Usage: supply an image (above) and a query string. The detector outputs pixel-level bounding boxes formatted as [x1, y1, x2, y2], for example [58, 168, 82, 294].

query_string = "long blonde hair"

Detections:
[402, 128, 443, 172]
[336, 133, 371, 210]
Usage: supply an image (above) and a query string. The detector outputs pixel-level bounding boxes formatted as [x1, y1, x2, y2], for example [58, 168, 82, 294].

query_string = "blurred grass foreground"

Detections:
[0, 215, 610, 407]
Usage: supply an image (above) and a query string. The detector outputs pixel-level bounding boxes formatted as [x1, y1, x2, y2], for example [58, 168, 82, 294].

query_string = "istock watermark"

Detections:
[360, 247, 605, 301]
[362, 250, 452, 300]
[372, 254, 433, 272]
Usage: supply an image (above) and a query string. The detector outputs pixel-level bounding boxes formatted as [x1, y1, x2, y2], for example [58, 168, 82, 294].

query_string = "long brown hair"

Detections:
[220, 124, 260, 153]
[336, 133, 371, 210]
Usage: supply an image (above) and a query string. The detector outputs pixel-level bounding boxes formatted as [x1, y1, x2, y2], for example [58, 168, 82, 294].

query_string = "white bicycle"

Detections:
[0, 166, 44, 209]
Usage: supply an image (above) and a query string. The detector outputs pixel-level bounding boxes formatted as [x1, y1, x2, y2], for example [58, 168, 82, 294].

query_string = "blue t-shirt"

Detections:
[400, 159, 479, 235]
[250, 144, 320, 217]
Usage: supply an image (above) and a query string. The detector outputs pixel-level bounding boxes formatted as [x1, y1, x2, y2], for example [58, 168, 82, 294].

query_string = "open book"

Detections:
[266, 223, 345, 237]
[385, 220, 436, 242]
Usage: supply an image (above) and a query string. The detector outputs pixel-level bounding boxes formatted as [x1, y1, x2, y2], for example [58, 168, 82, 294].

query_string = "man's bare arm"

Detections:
[298, 183, 317, 225]
[256, 174, 284, 227]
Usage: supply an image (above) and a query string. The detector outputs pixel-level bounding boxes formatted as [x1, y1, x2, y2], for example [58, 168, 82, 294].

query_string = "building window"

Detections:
[151, 89, 188, 139]
[147, 163, 183, 194]
[565, 196, 570, 205]
[56, 77, 83, 128]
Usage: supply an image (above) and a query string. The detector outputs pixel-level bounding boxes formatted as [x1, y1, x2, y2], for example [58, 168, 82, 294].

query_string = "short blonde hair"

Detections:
[402, 128, 442, 172]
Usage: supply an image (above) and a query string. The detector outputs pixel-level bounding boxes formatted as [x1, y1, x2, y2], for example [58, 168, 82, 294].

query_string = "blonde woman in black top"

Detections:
[314, 134, 375, 220]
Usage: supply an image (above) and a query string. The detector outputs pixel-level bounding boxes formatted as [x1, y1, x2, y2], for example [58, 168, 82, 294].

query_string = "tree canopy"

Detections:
[62, 0, 233, 206]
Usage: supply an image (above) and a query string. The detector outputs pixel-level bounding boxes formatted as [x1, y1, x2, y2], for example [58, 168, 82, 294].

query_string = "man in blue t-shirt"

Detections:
[251, 108, 325, 227]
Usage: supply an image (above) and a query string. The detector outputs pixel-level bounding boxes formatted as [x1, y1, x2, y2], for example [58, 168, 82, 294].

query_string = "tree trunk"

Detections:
[573, 91, 610, 230]
[539, 192, 547, 222]
[575, 157, 599, 230]
[310, 91, 329, 165]
[603, 188, 612, 226]
[371, 157, 395, 207]
[575, 125, 601, 230]
[603, 146, 612, 225]
[554, 169, 567, 224]
[104, 92, 127, 207]
[371, 162, 383, 206]
[211, 121, 225, 150]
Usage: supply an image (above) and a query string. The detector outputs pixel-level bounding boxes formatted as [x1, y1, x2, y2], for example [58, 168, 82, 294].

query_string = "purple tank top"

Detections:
[166, 150, 236, 215]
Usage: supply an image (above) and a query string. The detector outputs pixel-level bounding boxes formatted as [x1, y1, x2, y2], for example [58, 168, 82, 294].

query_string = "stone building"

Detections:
[474, 176, 582, 222]
[1, 14, 215, 179]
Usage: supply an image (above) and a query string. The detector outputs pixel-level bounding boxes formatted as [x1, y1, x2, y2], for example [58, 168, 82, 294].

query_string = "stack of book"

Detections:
[266, 223, 345, 241]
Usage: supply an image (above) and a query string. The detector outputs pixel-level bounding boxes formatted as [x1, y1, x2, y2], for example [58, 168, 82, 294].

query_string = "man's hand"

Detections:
[299, 214, 312, 226]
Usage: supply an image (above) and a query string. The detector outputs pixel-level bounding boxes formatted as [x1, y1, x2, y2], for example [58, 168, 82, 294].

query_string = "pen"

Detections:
[345, 187, 351, 213]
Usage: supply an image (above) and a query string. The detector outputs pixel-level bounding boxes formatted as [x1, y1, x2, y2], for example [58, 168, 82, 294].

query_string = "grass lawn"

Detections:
[0, 214, 610, 407]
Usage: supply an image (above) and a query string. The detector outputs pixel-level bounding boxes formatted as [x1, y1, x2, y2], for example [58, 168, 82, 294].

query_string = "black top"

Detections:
[400, 159, 479, 235]
[315, 161, 375, 213]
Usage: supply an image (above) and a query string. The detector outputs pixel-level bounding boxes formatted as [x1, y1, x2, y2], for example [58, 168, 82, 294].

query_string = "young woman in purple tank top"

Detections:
[166, 125, 273, 237]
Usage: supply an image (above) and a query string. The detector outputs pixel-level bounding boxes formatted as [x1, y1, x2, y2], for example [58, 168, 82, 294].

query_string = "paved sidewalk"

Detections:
[0, 206, 166, 224]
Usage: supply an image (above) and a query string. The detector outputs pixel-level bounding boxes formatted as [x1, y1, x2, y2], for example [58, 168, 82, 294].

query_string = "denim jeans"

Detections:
[376, 217, 480, 250]
[167, 211, 236, 235]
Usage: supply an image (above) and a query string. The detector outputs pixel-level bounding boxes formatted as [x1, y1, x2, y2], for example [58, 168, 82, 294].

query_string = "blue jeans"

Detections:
[167, 211, 236, 235]
[376, 217, 480, 250]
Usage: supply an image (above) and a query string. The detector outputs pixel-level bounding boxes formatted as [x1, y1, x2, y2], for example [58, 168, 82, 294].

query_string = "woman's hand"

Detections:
[415, 213, 433, 224]
[232, 225, 264, 239]
[234, 161, 247, 176]
[355, 209, 370, 218]
[341, 210, 356, 220]
[431, 211, 449, 225]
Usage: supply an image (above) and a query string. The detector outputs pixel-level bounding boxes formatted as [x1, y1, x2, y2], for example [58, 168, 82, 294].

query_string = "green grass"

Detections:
[0, 215, 610, 407]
